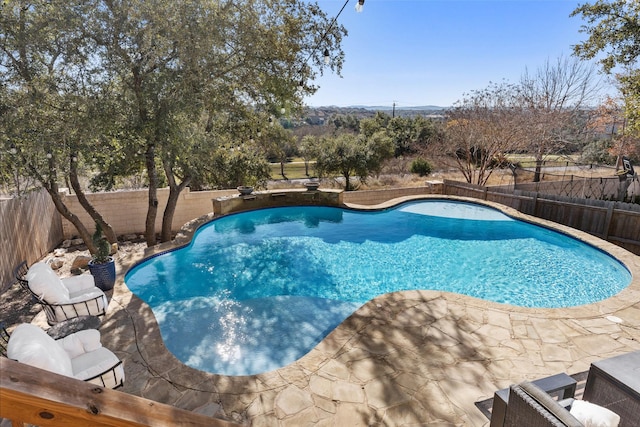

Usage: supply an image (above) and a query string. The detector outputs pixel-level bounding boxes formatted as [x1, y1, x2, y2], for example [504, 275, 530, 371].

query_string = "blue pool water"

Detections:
[125, 200, 631, 375]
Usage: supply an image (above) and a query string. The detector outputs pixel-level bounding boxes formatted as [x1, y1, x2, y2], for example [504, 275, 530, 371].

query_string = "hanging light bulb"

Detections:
[257, 129, 262, 137]
[71, 155, 78, 162]
[355, 0, 364, 12]
[46, 152, 52, 159]
[9, 143, 17, 155]
[269, 116, 274, 127]
[281, 107, 286, 115]
[323, 48, 330, 65]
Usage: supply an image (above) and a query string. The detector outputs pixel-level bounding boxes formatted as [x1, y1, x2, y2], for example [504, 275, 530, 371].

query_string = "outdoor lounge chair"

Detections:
[6, 323, 124, 389]
[489, 352, 640, 427]
[14, 261, 108, 325]
[495, 380, 621, 427]
[491, 380, 623, 427]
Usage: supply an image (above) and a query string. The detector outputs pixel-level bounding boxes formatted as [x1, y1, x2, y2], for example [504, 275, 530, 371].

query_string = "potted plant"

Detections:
[87, 222, 116, 291]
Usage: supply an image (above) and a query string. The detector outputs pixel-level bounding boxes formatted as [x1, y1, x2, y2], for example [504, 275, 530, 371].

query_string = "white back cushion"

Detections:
[25, 262, 70, 303]
[57, 329, 102, 359]
[7, 324, 73, 377]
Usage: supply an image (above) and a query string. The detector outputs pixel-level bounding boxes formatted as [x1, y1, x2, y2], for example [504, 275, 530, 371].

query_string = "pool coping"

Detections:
[102, 194, 640, 425]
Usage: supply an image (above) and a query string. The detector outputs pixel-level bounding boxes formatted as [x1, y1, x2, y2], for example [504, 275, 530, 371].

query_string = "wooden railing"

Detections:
[0, 358, 239, 427]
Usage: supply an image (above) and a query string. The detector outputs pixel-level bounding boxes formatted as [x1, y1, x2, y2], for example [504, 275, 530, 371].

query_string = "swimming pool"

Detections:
[125, 200, 631, 375]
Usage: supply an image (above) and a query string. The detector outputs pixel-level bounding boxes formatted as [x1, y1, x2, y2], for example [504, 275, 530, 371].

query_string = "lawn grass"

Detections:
[269, 161, 315, 180]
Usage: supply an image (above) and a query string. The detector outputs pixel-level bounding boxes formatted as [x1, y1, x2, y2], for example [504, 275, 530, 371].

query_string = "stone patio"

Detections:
[25, 196, 640, 425]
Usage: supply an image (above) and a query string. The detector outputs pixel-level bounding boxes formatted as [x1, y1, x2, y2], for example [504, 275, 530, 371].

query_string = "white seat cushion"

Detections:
[71, 347, 121, 381]
[68, 288, 106, 304]
[7, 324, 73, 377]
[62, 274, 96, 294]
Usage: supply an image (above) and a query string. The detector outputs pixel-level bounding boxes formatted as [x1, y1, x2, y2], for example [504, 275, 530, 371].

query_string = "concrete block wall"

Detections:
[60, 185, 443, 240]
[61, 188, 236, 239]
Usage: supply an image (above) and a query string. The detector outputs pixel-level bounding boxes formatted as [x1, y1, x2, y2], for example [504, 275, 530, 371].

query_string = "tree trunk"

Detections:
[69, 158, 118, 245]
[161, 160, 192, 243]
[145, 142, 159, 247]
[47, 187, 97, 253]
[18, 148, 97, 252]
[533, 159, 542, 183]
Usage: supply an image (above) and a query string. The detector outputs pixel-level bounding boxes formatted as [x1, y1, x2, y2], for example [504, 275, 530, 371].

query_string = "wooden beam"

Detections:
[0, 358, 239, 427]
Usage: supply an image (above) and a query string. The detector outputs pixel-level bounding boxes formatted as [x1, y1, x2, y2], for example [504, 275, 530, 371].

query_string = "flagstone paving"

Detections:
[26, 197, 640, 425]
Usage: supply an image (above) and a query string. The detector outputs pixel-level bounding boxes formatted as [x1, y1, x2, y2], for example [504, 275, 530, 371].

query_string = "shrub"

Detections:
[410, 158, 433, 177]
[92, 222, 111, 264]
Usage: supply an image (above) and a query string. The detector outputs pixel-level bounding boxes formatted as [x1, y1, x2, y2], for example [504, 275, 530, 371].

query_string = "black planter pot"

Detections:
[88, 257, 116, 291]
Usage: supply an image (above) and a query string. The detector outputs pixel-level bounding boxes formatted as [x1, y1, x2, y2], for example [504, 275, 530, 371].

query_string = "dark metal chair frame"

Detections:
[13, 261, 106, 326]
[0, 323, 10, 358]
[0, 323, 124, 389]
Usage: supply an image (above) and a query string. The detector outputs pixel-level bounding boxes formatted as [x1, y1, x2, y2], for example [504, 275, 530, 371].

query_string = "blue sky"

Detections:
[305, 0, 601, 108]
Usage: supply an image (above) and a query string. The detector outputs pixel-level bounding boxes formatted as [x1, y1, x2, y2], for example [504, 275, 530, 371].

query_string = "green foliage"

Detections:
[315, 131, 394, 191]
[581, 139, 616, 164]
[91, 222, 111, 263]
[201, 144, 271, 189]
[331, 114, 360, 132]
[359, 112, 440, 157]
[572, 1, 640, 147]
[571, 0, 640, 73]
[1, 0, 347, 243]
[410, 158, 433, 177]
[618, 71, 640, 144]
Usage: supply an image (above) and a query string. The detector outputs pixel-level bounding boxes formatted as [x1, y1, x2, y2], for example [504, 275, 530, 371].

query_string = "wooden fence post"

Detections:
[603, 202, 615, 240]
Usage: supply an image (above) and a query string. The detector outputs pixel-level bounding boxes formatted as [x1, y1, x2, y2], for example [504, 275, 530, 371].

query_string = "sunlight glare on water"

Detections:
[125, 200, 631, 375]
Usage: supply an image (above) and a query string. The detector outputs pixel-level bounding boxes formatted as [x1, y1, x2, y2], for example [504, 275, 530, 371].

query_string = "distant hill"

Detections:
[351, 105, 446, 111]
[301, 105, 446, 124]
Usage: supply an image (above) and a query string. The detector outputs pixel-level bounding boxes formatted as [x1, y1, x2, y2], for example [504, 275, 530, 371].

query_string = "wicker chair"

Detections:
[14, 261, 107, 325]
[503, 382, 583, 427]
[6, 323, 124, 389]
[582, 351, 640, 427]
[500, 380, 622, 427]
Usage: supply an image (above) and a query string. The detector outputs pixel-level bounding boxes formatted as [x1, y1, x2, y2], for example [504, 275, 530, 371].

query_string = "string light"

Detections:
[297, 0, 364, 89]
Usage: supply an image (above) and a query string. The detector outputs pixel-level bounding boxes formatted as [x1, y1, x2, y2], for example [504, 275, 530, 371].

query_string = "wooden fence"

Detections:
[0, 189, 63, 291]
[443, 180, 640, 255]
